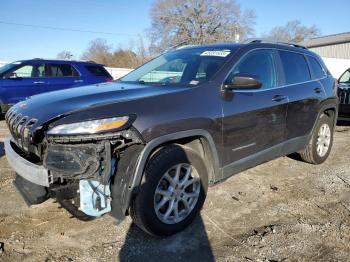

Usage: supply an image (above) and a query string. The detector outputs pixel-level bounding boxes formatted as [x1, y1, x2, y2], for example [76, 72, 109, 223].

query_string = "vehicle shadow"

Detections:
[0, 142, 4, 158]
[337, 120, 350, 126]
[287, 153, 303, 162]
[119, 215, 215, 262]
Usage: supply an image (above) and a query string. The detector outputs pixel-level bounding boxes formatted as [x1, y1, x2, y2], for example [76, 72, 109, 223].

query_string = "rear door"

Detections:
[46, 63, 83, 92]
[222, 49, 288, 170]
[277, 50, 324, 145]
[1, 62, 47, 105]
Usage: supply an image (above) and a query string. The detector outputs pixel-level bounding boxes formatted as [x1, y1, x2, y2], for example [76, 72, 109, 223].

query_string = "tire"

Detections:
[130, 144, 208, 237]
[299, 113, 334, 164]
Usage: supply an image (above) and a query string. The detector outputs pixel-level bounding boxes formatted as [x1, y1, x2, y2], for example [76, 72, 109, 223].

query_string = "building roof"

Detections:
[301, 32, 350, 48]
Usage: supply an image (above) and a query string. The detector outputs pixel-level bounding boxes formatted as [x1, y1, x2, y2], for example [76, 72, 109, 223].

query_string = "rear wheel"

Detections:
[130, 145, 208, 237]
[299, 113, 333, 164]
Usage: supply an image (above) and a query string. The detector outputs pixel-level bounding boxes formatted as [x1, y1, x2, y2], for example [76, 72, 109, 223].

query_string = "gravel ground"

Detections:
[0, 120, 349, 262]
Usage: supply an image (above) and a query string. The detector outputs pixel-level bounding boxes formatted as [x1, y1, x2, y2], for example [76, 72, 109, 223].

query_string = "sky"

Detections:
[0, 0, 349, 62]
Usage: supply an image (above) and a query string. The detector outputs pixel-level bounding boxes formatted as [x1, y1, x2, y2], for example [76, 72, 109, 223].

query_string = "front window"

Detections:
[10, 64, 45, 78]
[120, 47, 237, 85]
[339, 69, 350, 83]
[226, 50, 277, 89]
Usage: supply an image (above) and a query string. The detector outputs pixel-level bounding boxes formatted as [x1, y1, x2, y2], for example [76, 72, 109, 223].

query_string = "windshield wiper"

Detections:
[137, 80, 169, 86]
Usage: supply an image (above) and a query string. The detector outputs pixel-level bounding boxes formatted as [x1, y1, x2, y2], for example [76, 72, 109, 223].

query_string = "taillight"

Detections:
[105, 77, 113, 82]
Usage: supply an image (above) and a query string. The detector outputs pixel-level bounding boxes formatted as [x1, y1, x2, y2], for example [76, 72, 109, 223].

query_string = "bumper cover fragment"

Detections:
[4, 138, 50, 187]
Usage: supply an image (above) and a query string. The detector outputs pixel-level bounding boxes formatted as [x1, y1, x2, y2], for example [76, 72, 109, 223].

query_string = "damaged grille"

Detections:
[339, 88, 350, 105]
[5, 109, 37, 152]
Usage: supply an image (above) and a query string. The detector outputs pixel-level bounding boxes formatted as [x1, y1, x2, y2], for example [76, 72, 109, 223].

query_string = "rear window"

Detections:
[48, 64, 80, 77]
[279, 51, 310, 85]
[308, 56, 326, 79]
[85, 65, 111, 77]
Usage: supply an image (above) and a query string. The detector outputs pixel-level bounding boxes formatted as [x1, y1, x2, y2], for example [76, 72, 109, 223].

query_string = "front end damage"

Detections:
[5, 120, 144, 221]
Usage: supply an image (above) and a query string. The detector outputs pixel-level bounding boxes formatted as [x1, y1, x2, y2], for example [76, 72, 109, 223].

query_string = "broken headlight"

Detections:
[47, 116, 129, 135]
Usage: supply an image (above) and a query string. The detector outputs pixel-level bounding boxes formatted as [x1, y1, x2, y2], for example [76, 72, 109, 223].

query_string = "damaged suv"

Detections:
[5, 40, 338, 236]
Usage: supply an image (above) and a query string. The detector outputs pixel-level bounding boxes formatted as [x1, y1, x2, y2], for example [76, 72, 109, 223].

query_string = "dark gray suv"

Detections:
[4, 40, 338, 236]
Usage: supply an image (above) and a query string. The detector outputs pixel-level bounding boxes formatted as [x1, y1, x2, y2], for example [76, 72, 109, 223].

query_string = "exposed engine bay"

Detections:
[10, 127, 144, 220]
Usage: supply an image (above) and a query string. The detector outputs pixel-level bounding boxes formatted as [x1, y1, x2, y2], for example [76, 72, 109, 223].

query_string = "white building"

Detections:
[302, 32, 350, 78]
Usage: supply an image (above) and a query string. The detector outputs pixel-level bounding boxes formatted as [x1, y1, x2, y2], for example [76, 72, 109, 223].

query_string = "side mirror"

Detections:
[6, 73, 22, 80]
[224, 74, 262, 90]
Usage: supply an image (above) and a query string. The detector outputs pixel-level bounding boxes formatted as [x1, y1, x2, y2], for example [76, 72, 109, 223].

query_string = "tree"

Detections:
[149, 0, 256, 52]
[110, 49, 139, 68]
[81, 38, 112, 65]
[56, 50, 74, 60]
[80, 38, 151, 68]
[133, 35, 152, 65]
[264, 20, 320, 43]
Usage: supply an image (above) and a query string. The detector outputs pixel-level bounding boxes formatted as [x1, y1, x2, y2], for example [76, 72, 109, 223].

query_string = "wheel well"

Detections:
[323, 107, 336, 125]
[147, 136, 218, 185]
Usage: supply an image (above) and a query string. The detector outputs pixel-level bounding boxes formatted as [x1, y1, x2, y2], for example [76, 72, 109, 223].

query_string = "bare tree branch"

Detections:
[149, 0, 256, 52]
[264, 20, 320, 43]
[56, 50, 74, 60]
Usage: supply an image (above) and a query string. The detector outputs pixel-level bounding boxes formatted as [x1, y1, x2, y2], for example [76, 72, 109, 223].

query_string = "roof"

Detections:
[301, 32, 350, 48]
[15, 58, 102, 65]
[178, 41, 312, 54]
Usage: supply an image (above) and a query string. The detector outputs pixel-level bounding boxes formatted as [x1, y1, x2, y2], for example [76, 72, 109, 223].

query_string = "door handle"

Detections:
[74, 80, 84, 83]
[272, 95, 288, 102]
[33, 81, 45, 84]
[314, 87, 322, 93]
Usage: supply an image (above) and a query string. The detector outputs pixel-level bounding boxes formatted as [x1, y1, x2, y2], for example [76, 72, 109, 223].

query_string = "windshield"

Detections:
[120, 47, 237, 86]
[0, 62, 22, 77]
[339, 69, 350, 83]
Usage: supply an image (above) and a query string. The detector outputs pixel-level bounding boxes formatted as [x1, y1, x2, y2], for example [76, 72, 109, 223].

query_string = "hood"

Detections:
[9, 81, 188, 128]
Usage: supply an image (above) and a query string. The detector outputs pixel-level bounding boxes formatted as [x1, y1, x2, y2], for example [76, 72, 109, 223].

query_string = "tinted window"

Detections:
[339, 69, 350, 83]
[308, 56, 326, 79]
[10, 64, 45, 78]
[279, 51, 310, 85]
[227, 50, 277, 89]
[85, 65, 111, 77]
[48, 64, 79, 77]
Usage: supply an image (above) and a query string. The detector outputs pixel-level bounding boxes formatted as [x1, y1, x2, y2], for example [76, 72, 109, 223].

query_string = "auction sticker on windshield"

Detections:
[200, 50, 231, 57]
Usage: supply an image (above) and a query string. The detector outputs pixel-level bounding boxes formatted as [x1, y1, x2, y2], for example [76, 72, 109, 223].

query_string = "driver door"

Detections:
[221, 49, 288, 175]
[1, 62, 47, 105]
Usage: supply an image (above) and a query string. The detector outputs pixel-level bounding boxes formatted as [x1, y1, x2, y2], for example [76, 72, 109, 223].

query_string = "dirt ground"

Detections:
[0, 120, 349, 262]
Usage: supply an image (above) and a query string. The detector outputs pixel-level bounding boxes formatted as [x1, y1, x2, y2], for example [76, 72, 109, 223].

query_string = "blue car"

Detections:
[0, 59, 113, 115]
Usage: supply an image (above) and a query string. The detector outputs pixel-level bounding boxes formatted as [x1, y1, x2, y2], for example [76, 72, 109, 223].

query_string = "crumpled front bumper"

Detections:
[4, 138, 51, 187]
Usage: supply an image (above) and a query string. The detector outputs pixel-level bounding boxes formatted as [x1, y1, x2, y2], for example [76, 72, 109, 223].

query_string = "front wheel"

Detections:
[299, 113, 334, 164]
[130, 145, 208, 237]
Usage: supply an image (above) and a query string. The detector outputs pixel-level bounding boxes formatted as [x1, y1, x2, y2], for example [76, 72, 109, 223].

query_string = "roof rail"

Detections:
[242, 38, 307, 49]
[29, 58, 98, 63]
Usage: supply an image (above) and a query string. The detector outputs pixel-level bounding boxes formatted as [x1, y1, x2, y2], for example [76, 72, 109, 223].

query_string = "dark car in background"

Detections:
[338, 68, 350, 120]
[0, 59, 113, 115]
[4, 41, 338, 236]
